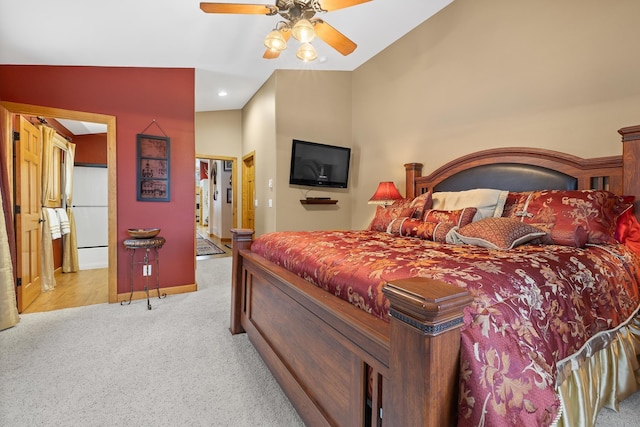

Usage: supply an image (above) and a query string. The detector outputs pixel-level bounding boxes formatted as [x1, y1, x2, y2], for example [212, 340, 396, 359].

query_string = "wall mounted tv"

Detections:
[289, 139, 351, 188]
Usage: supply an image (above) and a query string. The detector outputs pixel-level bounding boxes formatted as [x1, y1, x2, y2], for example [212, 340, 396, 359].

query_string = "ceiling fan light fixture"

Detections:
[296, 42, 318, 61]
[264, 30, 287, 51]
[291, 19, 315, 43]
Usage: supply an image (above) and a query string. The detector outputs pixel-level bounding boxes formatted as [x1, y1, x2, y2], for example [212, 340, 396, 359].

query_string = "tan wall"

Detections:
[274, 70, 353, 232]
[242, 75, 277, 236]
[200, 0, 640, 233]
[351, 0, 640, 229]
[195, 110, 242, 156]
[195, 109, 243, 234]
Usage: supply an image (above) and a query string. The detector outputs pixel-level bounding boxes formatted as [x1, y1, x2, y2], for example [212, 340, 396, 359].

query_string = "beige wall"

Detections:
[198, 0, 640, 233]
[242, 75, 277, 236]
[351, 0, 640, 229]
[195, 110, 242, 156]
[274, 70, 352, 232]
[195, 110, 243, 234]
[239, 70, 352, 235]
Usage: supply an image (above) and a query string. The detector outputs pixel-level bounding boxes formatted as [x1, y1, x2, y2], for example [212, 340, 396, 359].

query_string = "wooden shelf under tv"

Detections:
[300, 198, 338, 205]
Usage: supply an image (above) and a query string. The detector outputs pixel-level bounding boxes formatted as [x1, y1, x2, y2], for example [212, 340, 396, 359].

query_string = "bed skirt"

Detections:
[555, 308, 640, 426]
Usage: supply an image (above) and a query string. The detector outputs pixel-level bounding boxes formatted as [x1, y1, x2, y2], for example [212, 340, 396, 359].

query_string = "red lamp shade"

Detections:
[368, 181, 403, 206]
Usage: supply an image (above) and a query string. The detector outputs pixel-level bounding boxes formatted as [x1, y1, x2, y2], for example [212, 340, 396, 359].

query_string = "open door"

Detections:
[2, 101, 117, 307]
[15, 116, 42, 312]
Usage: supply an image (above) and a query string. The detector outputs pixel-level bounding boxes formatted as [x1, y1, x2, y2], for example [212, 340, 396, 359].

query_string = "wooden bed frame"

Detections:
[230, 126, 640, 427]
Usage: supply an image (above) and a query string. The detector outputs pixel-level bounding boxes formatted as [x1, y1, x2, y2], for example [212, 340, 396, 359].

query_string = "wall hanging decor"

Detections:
[137, 126, 170, 201]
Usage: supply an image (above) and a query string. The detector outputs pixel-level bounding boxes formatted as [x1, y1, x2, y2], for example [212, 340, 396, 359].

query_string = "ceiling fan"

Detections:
[200, 0, 372, 61]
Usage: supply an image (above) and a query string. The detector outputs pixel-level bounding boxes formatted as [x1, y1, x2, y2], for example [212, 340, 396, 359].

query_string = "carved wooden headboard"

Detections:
[405, 147, 623, 199]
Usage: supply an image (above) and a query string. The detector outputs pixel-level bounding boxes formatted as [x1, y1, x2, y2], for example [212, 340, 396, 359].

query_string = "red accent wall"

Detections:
[0, 65, 196, 294]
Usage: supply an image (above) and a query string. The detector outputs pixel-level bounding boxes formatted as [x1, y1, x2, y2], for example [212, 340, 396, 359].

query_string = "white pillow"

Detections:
[431, 188, 508, 222]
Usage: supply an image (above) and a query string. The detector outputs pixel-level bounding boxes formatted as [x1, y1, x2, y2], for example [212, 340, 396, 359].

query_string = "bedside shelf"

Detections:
[300, 199, 338, 205]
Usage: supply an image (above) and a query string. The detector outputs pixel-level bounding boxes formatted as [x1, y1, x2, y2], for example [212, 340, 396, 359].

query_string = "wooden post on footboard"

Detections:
[382, 277, 473, 427]
[230, 228, 254, 335]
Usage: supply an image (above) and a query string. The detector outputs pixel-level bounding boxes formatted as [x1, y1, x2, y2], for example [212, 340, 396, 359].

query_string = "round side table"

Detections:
[122, 236, 167, 310]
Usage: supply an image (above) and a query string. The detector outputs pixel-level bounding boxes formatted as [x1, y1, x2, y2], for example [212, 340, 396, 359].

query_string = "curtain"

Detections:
[40, 126, 56, 291]
[0, 182, 19, 330]
[62, 142, 79, 272]
[0, 111, 20, 331]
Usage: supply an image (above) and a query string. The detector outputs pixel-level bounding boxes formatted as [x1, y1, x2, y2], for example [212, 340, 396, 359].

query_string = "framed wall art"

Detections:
[224, 160, 233, 171]
[137, 134, 170, 202]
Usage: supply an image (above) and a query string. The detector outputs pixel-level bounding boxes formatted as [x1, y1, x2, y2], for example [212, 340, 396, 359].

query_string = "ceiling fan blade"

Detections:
[318, 0, 371, 12]
[263, 49, 282, 59]
[313, 20, 357, 56]
[263, 29, 291, 59]
[200, 2, 277, 15]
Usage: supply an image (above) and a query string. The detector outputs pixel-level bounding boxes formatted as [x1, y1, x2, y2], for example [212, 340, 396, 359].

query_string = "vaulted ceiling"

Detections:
[0, 0, 452, 112]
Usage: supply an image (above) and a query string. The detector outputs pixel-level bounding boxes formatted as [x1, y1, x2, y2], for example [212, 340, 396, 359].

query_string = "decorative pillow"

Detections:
[409, 191, 433, 219]
[387, 217, 454, 242]
[432, 189, 508, 222]
[614, 195, 636, 243]
[389, 191, 433, 219]
[501, 191, 525, 218]
[547, 223, 588, 248]
[615, 206, 640, 257]
[423, 207, 477, 228]
[502, 190, 633, 244]
[367, 205, 416, 232]
[389, 197, 414, 210]
[447, 217, 546, 250]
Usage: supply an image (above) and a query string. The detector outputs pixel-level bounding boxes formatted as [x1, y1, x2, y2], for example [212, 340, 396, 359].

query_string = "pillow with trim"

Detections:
[432, 188, 508, 222]
[367, 205, 416, 232]
[423, 207, 477, 228]
[547, 223, 588, 248]
[409, 191, 433, 219]
[502, 190, 633, 244]
[447, 217, 545, 250]
[387, 217, 454, 242]
[390, 191, 434, 219]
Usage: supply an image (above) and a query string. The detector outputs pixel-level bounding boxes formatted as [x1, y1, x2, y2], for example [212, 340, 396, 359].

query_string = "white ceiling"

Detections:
[56, 118, 108, 135]
[0, 0, 452, 112]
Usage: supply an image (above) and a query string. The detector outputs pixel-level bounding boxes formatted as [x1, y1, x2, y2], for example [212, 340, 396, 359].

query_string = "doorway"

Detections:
[195, 154, 237, 258]
[1, 101, 117, 312]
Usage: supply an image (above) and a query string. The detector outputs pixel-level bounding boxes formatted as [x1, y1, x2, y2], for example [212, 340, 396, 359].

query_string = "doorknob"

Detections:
[39, 218, 45, 223]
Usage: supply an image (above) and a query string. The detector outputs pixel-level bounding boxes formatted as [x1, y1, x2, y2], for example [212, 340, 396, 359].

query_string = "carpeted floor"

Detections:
[0, 257, 303, 427]
[196, 237, 225, 256]
[1, 257, 638, 426]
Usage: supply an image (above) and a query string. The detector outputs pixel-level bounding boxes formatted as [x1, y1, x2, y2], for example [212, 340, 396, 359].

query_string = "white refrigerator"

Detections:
[72, 165, 108, 270]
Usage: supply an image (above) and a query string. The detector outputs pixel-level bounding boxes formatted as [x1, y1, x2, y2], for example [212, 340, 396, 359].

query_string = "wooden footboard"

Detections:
[231, 229, 472, 427]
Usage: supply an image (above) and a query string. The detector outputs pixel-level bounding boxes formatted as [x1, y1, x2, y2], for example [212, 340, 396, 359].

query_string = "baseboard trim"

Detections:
[117, 283, 197, 303]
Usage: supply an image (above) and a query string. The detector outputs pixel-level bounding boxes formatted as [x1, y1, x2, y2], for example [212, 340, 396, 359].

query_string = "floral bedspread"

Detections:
[251, 230, 640, 427]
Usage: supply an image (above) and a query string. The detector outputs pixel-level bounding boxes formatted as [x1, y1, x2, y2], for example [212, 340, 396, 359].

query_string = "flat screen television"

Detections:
[289, 139, 351, 188]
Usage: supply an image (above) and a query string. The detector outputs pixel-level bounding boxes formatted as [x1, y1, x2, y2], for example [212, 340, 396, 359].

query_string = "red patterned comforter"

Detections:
[251, 230, 640, 427]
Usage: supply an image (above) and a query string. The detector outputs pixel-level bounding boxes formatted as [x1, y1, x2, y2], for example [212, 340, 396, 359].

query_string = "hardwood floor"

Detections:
[22, 268, 108, 314]
[22, 229, 230, 314]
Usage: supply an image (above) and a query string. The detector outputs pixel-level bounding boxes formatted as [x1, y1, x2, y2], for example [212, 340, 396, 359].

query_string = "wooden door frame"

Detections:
[195, 154, 238, 234]
[241, 151, 255, 230]
[1, 101, 118, 304]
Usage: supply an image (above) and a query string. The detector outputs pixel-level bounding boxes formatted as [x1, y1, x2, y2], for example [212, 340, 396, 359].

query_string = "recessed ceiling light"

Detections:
[218, 91, 228, 97]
